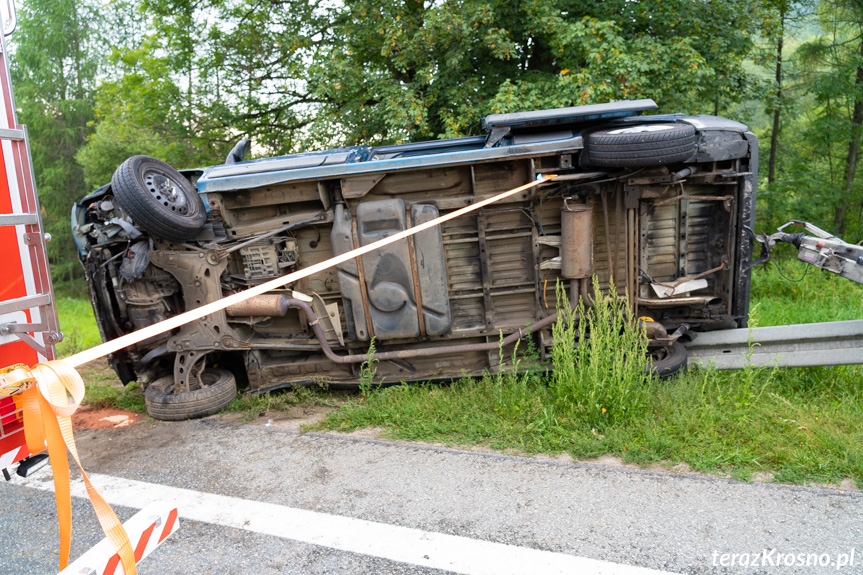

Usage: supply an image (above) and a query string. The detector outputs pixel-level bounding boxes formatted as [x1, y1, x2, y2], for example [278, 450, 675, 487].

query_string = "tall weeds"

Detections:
[549, 277, 653, 429]
[358, 337, 379, 397]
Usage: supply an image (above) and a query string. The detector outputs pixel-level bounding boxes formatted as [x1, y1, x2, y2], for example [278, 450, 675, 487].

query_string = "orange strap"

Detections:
[20, 359, 135, 574]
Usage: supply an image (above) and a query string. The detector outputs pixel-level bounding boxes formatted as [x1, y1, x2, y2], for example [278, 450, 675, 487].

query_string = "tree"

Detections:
[78, 1, 225, 186]
[792, 0, 863, 237]
[307, 0, 766, 145]
[766, 1, 790, 184]
[80, 0, 773, 161]
[10, 0, 104, 292]
[78, 0, 334, 188]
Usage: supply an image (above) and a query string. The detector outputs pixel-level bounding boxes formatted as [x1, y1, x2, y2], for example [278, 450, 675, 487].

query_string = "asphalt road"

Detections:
[1, 418, 861, 574]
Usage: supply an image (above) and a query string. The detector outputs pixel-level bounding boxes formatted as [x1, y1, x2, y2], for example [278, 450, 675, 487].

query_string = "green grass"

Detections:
[315, 270, 863, 487]
[224, 385, 352, 423]
[55, 297, 103, 358]
[82, 375, 147, 412]
[317, 364, 862, 484]
[750, 258, 863, 326]
[53, 265, 863, 486]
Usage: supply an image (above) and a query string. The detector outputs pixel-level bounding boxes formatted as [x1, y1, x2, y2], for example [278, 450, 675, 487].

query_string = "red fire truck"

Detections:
[0, 3, 61, 480]
[0, 6, 178, 574]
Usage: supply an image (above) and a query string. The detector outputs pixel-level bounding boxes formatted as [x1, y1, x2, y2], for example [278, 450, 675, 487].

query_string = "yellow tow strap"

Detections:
[17, 360, 135, 574]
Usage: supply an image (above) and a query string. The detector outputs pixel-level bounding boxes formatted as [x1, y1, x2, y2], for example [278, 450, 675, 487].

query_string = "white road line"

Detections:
[15, 472, 679, 575]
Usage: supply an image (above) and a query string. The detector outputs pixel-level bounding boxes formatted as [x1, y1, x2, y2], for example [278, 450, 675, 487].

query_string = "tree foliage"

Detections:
[26, 0, 863, 291]
[74, 0, 773, 169]
[10, 0, 103, 290]
[756, 0, 863, 240]
[308, 0, 765, 144]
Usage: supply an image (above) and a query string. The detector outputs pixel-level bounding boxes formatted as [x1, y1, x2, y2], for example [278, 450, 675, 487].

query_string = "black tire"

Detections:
[111, 155, 206, 242]
[144, 368, 237, 421]
[584, 123, 696, 168]
[649, 341, 688, 378]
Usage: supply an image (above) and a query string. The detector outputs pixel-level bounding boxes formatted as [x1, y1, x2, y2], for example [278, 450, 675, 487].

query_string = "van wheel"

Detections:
[111, 155, 206, 242]
[584, 123, 697, 168]
[144, 368, 237, 421]
[649, 341, 688, 378]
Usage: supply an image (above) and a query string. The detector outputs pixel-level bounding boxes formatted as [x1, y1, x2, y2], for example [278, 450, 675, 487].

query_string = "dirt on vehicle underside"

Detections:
[72, 100, 758, 421]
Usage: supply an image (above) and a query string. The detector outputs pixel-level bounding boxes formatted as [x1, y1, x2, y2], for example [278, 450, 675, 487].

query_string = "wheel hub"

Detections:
[145, 170, 189, 214]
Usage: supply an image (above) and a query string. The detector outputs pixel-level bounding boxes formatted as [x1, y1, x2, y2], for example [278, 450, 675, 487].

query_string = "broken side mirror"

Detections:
[225, 138, 251, 165]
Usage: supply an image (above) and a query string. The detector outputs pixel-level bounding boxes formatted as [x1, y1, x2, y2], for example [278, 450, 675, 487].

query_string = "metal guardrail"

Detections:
[685, 319, 863, 369]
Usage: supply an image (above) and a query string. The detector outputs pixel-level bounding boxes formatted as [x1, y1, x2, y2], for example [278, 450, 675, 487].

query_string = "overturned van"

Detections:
[72, 99, 757, 420]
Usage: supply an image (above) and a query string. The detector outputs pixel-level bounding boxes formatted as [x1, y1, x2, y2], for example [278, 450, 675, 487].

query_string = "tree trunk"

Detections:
[837, 39, 863, 236]
[188, 59, 193, 119]
[768, 8, 785, 185]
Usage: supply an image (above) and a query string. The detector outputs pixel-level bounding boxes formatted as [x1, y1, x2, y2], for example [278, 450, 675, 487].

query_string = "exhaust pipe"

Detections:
[226, 294, 289, 317]
[560, 203, 593, 304]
